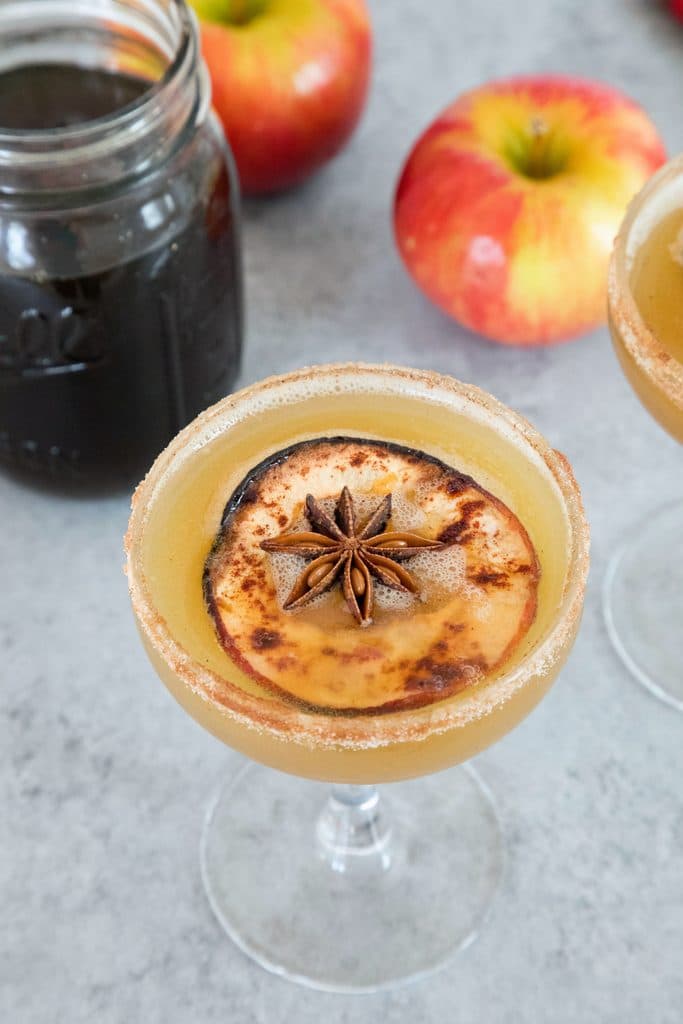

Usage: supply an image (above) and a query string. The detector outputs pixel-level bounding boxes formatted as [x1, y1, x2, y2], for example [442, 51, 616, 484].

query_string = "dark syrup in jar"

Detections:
[0, 64, 242, 487]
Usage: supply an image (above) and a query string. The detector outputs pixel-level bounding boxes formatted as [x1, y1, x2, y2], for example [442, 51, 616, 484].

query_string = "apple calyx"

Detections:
[195, 0, 268, 26]
[507, 116, 569, 181]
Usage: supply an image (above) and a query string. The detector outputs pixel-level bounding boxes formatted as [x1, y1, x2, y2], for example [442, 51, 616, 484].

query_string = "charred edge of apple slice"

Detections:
[204, 574, 504, 717]
[204, 593, 488, 716]
[263, 669, 484, 717]
[221, 436, 474, 535]
[202, 434, 477, 613]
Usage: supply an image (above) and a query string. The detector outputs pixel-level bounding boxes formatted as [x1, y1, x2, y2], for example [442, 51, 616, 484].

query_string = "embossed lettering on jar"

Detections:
[0, 0, 242, 484]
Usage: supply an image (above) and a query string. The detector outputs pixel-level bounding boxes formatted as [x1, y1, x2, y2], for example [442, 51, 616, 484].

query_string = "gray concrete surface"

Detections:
[2, 1, 683, 1020]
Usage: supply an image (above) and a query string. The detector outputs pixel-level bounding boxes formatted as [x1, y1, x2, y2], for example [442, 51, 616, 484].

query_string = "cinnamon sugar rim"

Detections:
[608, 155, 683, 409]
[125, 363, 590, 751]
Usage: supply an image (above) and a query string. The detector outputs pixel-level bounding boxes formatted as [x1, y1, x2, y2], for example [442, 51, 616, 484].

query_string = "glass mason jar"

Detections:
[0, 0, 242, 486]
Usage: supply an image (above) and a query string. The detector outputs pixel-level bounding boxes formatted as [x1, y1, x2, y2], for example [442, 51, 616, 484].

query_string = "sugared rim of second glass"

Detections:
[608, 154, 683, 412]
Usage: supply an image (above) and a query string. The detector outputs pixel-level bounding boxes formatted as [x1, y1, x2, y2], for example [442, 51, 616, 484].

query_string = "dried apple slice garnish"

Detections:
[204, 437, 540, 714]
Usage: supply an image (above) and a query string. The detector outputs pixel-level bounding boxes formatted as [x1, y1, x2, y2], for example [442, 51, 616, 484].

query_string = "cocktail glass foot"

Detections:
[200, 761, 503, 992]
[603, 499, 683, 711]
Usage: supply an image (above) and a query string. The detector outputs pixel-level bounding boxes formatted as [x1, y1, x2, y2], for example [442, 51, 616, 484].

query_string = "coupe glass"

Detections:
[125, 363, 589, 991]
[606, 156, 683, 711]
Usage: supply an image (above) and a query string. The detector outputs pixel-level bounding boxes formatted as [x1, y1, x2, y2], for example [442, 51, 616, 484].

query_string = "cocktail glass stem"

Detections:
[316, 784, 393, 875]
[200, 761, 503, 992]
[603, 499, 683, 711]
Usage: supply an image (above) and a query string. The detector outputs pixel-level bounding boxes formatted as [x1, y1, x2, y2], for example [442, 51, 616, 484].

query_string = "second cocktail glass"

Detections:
[125, 364, 589, 991]
[606, 156, 683, 710]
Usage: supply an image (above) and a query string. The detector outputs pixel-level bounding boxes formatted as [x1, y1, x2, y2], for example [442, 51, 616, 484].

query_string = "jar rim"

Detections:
[0, 0, 205, 196]
[0, 0, 193, 146]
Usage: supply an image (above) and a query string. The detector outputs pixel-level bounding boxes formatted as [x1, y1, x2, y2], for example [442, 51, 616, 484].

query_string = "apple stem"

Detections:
[526, 116, 551, 179]
[221, 0, 268, 24]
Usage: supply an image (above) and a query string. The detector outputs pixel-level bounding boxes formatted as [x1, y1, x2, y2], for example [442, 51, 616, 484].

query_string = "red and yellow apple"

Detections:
[191, 0, 372, 194]
[669, 0, 683, 22]
[394, 76, 666, 346]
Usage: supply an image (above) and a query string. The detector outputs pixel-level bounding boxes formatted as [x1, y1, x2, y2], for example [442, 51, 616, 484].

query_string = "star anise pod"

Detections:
[260, 486, 447, 626]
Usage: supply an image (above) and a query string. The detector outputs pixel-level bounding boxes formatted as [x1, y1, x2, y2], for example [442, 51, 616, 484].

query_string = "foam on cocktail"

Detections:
[268, 491, 471, 617]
